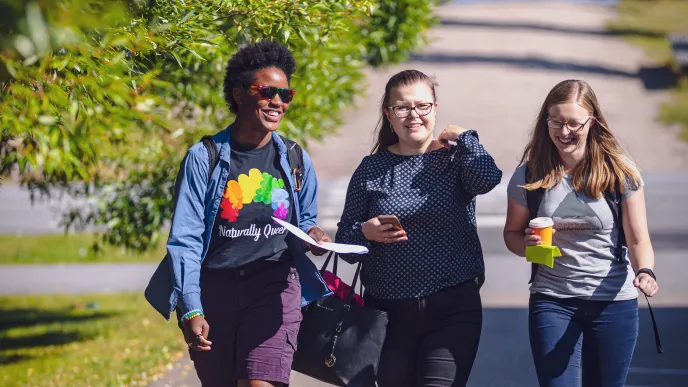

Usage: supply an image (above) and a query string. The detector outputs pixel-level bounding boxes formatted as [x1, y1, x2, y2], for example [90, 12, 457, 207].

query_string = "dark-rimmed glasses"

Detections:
[387, 103, 434, 118]
[546, 116, 593, 132]
[247, 85, 296, 103]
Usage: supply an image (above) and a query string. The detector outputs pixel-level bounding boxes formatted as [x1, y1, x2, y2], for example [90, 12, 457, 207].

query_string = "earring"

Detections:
[389, 123, 394, 133]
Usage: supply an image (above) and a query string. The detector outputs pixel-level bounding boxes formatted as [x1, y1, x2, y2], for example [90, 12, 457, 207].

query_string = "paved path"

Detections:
[2, 1, 688, 386]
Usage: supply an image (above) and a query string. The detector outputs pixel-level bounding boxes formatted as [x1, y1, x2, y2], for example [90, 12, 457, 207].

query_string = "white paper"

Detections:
[272, 217, 369, 254]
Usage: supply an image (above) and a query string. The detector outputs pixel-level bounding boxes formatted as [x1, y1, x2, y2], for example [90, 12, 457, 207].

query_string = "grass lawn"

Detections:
[609, 0, 688, 141]
[0, 293, 185, 387]
[0, 233, 166, 264]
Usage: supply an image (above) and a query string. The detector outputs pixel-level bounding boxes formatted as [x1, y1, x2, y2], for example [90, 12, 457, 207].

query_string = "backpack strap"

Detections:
[609, 179, 662, 354]
[279, 135, 305, 192]
[201, 135, 220, 184]
[525, 165, 546, 284]
[603, 179, 625, 263]
[171, 135, 220, 211]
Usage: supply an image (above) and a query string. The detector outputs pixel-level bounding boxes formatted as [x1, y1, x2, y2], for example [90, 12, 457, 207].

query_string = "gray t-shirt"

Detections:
[507, 164, 643, 301]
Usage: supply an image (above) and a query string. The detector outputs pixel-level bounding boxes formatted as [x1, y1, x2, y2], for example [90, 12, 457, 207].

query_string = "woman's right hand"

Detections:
[184, 315, 212, 351]
[524, 227, 556, 246]
[362, 216, 408, 243]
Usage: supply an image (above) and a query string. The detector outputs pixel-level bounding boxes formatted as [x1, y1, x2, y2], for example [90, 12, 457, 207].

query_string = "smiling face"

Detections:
[547, 102, 593, 161]
[234, 66, 291, 132]
[384, 82, 437, 147]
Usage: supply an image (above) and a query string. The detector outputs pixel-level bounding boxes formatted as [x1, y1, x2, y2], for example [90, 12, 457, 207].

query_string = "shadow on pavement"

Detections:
[410, 53, 678, 90]
[439, 18, 664, 40]
[410, 53, 638, 78]
[470, 307, 688, 386]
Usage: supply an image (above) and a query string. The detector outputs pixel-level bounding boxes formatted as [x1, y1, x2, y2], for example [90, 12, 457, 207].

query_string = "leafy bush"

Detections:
[0, 0, 439, 251]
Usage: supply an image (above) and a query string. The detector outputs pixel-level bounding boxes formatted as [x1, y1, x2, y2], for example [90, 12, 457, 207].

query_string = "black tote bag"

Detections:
[292, 252, 388, 386]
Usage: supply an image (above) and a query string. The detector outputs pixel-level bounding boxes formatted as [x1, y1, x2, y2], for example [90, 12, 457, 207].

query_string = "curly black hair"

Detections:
[223, 41, 297, 113]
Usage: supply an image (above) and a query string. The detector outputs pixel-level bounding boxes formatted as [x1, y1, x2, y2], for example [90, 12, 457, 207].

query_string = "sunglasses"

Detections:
[247, 85, 296, 103]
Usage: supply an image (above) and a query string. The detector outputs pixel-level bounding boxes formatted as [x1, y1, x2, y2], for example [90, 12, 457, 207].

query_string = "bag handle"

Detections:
[319, 251, 338, 276]
[345, 260, 363, 307]
[319, 252, 363, 307]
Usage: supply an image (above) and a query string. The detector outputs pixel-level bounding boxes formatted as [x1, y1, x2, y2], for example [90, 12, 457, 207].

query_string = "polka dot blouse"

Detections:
[335, 130, 503, 300]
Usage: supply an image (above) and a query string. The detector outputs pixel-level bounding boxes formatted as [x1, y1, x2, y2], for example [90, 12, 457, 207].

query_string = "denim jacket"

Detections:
[145, 127, 333, 320]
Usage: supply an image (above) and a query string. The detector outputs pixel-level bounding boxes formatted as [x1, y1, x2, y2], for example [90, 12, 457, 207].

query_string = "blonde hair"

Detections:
[520, 79, 640, 197]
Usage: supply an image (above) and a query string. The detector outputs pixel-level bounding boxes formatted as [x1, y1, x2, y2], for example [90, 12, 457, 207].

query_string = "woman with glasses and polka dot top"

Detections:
[335, 69, 502, 387]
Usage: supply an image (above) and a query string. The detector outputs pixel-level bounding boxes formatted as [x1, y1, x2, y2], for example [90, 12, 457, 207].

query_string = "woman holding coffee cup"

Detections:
[503, 79, 659, 387]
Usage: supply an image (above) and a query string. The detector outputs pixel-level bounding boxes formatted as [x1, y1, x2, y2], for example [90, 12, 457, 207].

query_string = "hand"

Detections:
[306, 226, 331, 256]
[524, 227, 556, 246]
[437, 125, 468, 150]
[184, 315, 212, 351]
[634, 272, 659, 297]
[361, 216, 408, 243]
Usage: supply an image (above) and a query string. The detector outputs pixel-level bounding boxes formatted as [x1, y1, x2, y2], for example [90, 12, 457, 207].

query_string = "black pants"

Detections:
[364, 280, 483, 387]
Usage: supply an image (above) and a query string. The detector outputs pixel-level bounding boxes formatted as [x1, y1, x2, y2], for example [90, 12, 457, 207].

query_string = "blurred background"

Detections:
[1, 0, 687, 386]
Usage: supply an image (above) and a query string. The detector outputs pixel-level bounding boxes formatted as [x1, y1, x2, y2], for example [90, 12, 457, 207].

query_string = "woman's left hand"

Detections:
[634, 273, 659, 297]
[437, 125, 468, 149]
[306, 226, 332, 256]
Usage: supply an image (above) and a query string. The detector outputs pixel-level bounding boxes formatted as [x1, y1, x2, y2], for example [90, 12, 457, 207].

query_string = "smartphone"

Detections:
[377, 215, 403, 231]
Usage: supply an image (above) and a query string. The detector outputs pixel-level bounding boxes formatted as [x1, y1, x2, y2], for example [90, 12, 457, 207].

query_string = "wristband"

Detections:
[181, 309, 204, 325]
[636, 268, 656, 280]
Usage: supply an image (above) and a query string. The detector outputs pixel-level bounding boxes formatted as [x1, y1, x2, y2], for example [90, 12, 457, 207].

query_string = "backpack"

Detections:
[524, 165, 662, 354]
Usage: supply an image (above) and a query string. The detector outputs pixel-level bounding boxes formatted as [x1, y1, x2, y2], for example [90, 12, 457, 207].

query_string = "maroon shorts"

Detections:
[190, 260, 302, 386]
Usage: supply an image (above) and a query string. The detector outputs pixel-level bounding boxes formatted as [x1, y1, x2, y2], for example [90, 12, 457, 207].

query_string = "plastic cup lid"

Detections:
[529, 217, 554, 228]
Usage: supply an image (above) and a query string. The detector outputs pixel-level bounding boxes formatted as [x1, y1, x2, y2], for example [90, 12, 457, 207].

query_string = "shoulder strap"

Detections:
[525, 165, 546, 284]
[603, 179, 625, 263]
[279, 135, 305, 192]
[171, 136, 219, 211]
[201, 135, 220, 183]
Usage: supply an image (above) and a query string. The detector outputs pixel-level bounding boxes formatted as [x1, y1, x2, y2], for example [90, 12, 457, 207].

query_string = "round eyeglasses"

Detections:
[546, 116, 593, 132]
[387, 103, 434, 118]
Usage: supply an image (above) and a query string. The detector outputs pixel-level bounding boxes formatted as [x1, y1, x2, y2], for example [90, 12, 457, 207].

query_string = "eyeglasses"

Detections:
[247, 85, 296, 103]
[387, 103, 434, 118]
[546, 116, 593, 132]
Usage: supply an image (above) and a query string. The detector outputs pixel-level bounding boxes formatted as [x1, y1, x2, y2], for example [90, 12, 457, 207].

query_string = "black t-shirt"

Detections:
[204, 138, 293, 269]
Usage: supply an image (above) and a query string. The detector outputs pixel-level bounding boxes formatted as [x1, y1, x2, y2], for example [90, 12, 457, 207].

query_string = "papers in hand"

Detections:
[272, 217, 369, 255]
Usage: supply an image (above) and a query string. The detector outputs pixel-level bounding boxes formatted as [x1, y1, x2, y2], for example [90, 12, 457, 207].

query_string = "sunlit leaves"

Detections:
[0, 0, 437, 251]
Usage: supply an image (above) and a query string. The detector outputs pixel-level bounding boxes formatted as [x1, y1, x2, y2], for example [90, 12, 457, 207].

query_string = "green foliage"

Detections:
[0, 293, 184, 386]
[363, 0, 440, 67]
[0, 0, 438, 252]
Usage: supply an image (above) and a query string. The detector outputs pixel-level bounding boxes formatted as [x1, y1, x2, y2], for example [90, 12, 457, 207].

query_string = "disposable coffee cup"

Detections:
[529, 217, 554, 246]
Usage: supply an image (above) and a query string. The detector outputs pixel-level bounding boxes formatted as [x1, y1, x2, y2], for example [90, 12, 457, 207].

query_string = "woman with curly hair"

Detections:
[147, 41, 333, 387]
[503, 79, 659, 387]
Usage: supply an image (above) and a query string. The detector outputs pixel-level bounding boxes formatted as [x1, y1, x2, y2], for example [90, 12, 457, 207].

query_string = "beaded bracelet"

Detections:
[181, 309, 204, 325]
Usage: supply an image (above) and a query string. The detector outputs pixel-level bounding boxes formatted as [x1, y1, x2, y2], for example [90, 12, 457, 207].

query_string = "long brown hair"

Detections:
[520, 79, 640, 197]
[371, 70, 438, 154]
